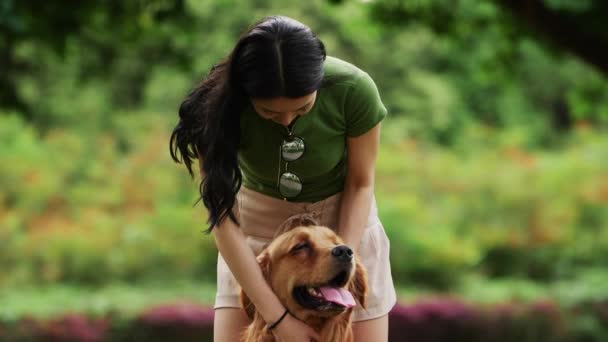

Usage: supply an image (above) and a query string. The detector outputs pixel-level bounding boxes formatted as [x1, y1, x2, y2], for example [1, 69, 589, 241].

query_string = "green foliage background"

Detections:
[1, 0, 607, 321]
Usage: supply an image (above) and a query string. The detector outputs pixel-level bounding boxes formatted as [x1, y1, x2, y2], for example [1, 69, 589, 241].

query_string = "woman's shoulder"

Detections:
[323, 56, 367, 85]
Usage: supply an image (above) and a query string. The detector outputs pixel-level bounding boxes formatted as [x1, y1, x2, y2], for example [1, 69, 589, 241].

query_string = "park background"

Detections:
[1, 0, 607, 341]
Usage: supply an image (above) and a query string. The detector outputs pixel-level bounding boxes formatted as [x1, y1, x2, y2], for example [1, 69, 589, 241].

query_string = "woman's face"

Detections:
[250, 91, 317, 127]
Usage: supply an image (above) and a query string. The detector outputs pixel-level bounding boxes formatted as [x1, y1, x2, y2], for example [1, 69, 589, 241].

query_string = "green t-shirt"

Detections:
[238, 56, 387, 202]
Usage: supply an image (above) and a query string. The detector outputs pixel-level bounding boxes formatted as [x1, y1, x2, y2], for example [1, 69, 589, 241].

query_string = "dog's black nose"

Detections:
[332, 245, 353, 262]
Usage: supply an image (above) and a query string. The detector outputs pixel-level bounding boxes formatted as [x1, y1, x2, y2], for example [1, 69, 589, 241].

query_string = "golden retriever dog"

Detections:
[240, 224, 368, 342]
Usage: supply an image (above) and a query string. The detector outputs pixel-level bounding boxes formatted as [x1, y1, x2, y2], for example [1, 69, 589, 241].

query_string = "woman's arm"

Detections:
[337, 123, 381, 253]
[212, 217, 286, 322]
[197, 155, 285, 324]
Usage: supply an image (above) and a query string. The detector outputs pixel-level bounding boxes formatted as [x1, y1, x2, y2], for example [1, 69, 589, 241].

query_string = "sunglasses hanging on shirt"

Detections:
[277, 121, 305, 199]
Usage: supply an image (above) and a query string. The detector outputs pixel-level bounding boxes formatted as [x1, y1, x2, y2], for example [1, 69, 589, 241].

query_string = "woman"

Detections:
[170, 15, 396, 342]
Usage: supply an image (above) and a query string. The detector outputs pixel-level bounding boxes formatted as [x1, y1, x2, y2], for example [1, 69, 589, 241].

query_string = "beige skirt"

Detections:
[214, 186, 397, 322]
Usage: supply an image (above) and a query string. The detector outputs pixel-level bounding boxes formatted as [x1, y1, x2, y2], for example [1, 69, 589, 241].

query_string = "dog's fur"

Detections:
[240, 225, 368, 342]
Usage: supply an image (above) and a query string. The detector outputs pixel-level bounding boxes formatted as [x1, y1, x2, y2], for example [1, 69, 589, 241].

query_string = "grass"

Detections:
[398, 267, 608, 306]
[2, 268, 607, 321]
[0, 279, 217, 321]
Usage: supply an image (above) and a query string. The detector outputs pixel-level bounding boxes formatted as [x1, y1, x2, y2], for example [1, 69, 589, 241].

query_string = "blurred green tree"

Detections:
[368, 0, 608, 75]
[1, 0, 606, 142]
[362, 0, 608, 137]
[0, 0, 189, 124]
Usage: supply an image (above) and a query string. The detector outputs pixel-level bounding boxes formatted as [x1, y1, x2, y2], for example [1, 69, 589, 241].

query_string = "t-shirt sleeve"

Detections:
[345, 71, 388, 137]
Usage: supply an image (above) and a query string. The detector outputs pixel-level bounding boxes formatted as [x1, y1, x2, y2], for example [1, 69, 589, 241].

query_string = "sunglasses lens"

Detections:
[281, 136, 305, 162]
[279, 172, 302, 198]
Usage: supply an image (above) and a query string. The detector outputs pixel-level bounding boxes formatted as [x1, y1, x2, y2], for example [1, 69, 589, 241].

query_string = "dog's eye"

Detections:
[292, 242, 310, 252]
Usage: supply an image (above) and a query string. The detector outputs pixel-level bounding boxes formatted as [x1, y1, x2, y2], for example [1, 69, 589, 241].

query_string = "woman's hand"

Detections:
[271, 313, 320, 342]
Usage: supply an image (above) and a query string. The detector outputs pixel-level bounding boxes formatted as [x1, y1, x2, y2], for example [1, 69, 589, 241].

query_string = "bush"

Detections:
[2, 113, 608, 289]
[379, 122, 608, 288]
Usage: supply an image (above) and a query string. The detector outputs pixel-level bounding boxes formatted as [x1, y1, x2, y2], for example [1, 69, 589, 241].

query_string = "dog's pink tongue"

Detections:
[318, 286, 356, 308]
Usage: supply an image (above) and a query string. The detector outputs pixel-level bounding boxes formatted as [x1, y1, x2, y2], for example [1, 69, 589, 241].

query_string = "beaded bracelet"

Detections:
[267, 308, 289, 331]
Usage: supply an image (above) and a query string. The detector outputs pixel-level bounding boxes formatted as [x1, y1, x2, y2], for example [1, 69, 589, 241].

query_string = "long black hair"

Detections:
[169, 16, 327, 233]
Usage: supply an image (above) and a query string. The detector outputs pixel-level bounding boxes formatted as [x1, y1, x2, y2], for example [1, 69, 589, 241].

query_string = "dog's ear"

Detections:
[239, 288, 256, 320]
[239, 252, 271, 319]
[257, 251, 271, 280]
[349, 257, 368, 309]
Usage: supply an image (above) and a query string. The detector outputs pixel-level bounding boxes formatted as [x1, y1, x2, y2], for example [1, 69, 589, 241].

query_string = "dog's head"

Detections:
[241, 225, 367, 321]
